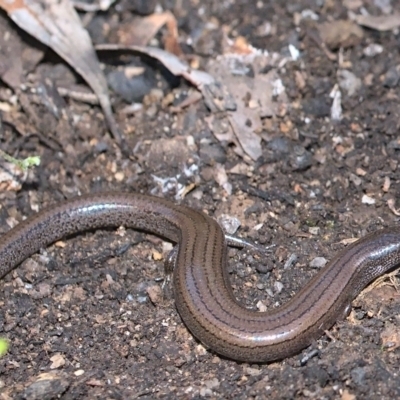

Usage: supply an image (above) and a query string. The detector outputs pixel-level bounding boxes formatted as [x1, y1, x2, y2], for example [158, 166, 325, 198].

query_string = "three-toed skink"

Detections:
[1, 192, 400, 362]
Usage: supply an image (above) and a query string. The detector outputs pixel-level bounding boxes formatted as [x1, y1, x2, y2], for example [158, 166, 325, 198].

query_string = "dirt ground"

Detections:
[1, 0, 400, 399]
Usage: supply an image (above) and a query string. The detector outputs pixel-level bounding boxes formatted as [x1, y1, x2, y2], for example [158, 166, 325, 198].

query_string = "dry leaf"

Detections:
[356, 14, 400, 31]
[96, 43, 286, 161]
[0, 12, 44, 88]
[96, 44, 215, 88]
[0, 0, 121, 143]
[115, 11, 181, 55]
[207, 57, 286, 161]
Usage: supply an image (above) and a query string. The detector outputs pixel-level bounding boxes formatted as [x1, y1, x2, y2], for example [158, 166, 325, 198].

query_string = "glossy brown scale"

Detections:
[1, 192, 400, 362]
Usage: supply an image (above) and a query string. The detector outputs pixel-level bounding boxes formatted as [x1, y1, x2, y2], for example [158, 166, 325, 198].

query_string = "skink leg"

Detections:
[225, 234, 275, 252]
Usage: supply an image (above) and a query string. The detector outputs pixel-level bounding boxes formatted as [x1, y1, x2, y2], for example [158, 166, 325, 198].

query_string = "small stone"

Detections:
[363, 43, 383, 57]
[309, 227, 320, 235]
[274, 281, 283, 294]
[74, 370, 85, 376]
[146, 285, 162, 305]
[310, 257, 327, 269]
[246, 367, 261, 376]
[338, 70, 362, 96]
[217, 214, 241, 235]
[383, 65, 400, 88]
[362, 194, 375, 205]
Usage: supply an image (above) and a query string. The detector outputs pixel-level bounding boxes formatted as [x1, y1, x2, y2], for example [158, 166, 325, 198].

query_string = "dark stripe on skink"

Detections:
[1, 192, 400, 362]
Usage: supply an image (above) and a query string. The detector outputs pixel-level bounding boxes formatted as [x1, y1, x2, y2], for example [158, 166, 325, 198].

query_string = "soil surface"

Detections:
[1, 1, 400, 399]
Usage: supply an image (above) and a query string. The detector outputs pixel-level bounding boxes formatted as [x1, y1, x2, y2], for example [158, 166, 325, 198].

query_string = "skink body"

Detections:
[1, 192, 400, 362]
